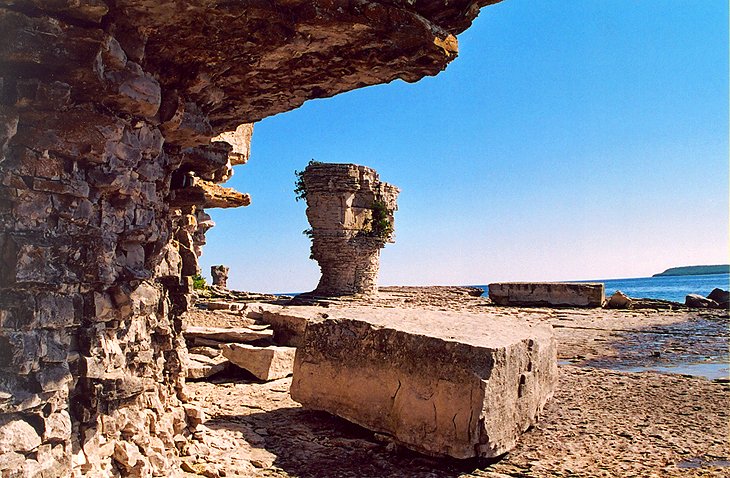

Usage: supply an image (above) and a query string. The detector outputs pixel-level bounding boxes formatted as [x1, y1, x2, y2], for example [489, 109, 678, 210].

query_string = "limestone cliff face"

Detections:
[0, 0, 501, 475]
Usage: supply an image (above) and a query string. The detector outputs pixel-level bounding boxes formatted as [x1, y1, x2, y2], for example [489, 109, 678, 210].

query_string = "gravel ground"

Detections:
[182, 287, 729, 477]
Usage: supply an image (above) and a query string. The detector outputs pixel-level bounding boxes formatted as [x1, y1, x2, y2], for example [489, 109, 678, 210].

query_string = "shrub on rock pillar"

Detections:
[297, 162, 399, 297]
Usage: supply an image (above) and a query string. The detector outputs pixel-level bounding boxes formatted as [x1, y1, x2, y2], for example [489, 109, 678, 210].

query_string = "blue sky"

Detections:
[201, 0, 729, 293]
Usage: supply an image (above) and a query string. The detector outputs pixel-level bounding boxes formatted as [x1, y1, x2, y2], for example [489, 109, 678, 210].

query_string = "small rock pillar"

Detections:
[211, 265, 230, 288]
[299, 163, 399, 296]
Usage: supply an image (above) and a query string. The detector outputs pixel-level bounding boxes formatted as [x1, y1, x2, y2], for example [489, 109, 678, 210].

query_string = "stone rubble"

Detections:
[179, 287, 729, 477]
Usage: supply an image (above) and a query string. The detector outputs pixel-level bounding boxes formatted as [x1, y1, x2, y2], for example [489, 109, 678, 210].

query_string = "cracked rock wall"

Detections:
[0, 0, 500, 475]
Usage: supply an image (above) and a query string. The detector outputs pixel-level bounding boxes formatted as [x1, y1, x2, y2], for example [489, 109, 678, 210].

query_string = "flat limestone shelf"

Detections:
[489, 282, 605, 308]
[289, 307, 557, 459]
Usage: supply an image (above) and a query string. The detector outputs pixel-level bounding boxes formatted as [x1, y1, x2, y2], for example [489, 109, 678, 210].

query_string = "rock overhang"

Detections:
[105, 0, 504, 130]
[0, 0, 510, 474]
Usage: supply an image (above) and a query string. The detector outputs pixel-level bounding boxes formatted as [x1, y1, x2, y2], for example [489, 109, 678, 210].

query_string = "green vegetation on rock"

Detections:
[192, 274, 208, 290]
[362, 200, 394, 241]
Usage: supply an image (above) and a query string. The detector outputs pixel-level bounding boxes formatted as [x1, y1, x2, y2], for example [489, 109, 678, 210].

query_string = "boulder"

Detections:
[221, 344, 296, 381]
[489, 283, 604, 308]
[290, 307, 557, 459]
[0, 419, 42, 453]
[605, 290, 632, 309]
[685, 294, 718, 309]
[707, 288, 729, 306]
[185, 353, 228, 380]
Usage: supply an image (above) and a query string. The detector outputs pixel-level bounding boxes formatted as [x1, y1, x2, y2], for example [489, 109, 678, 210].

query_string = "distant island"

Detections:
[653, 264, 730, 277]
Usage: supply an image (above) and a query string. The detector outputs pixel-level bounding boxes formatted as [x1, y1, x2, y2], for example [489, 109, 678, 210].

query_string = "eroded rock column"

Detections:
[210, 265, 229, 288]
[300, 163, 399, 297]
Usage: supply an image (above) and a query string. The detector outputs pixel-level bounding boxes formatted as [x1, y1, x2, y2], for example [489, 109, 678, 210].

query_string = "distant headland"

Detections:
[653, 265, 730, 277]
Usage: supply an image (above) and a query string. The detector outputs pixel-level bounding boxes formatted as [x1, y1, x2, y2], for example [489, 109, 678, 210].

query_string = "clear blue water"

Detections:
[474, 273, 730, 303]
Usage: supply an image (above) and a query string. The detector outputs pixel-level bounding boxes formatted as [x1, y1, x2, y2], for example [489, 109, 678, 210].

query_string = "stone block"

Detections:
[488, 282, 604, 308]
[0, 418, 42, 453]
[260, 307, 321, 347]
[221, 344, 295, 381]
[185, 353, 228, 380]
[183, 326, 273, 345]
[290, 308, 557, 459]
[605, 290, 632, 309]
[707, 288, 729, 305]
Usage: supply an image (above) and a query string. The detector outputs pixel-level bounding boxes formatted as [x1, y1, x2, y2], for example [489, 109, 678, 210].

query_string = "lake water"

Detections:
[474, 273, 730, 303]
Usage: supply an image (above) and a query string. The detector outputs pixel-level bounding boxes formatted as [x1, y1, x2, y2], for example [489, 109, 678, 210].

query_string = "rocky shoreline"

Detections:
[180, 286, 729, 477]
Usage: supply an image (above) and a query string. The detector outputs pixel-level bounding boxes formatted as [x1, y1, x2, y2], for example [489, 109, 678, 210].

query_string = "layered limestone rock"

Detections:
[290, 308, 557, 459]
[0, 0, 503, 475]
[210, 265, 229, 289]
[489, 283, 605, 308]
[300, 163, 399, 296]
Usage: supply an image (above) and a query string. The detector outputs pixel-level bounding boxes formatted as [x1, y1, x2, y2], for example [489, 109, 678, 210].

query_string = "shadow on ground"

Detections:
[205, 406, 500, 478]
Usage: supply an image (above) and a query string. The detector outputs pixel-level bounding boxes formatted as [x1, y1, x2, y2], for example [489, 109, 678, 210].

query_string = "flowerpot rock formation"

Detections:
[300, 163, 399, 297]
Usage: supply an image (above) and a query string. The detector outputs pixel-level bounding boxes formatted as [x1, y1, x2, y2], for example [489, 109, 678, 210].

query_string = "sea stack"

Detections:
[298, 163, 399, 297]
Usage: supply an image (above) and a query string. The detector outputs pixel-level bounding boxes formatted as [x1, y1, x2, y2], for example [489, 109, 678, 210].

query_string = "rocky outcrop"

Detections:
[300, 163, 399, 296]
[0, 0, 502, 475]
[210, 265, 229, 289]
[707, 288, 729, 308]
[685, 294, 719, 309]
[489, 283, 605, 308]
[605, 290, 632, 309]
[290, 308, 557, 459]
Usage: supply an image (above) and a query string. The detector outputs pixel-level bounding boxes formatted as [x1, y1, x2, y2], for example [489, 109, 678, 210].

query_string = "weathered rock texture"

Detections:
[222, 344, 296, 381]
[290, 308, 557, 459]
[301, 163, 399, 296]
[605, 290, 632, 309]
[210, 265, 229, 288]
[0, 0, 502, 475]
[489, 283, 605, 308]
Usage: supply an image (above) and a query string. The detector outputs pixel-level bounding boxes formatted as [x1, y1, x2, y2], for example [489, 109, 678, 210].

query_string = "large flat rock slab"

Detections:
[489, 282, 604, 308]
[290, 308, 557, 459]
[183, 325, 273, 345]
